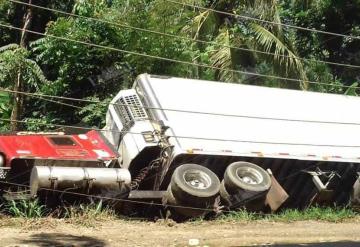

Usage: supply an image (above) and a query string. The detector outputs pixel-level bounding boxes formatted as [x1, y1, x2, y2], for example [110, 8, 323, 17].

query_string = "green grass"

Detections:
[271, 207, 357, 222]
[2, 198, 358, 225]
[1, 199, 116, 227]
[5, 199, 46, 218]
[218, 206, 357, 223]
[63, 200, 116, 227]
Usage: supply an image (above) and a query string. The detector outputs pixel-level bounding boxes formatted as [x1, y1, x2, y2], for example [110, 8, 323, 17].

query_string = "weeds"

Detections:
[218, 206, 357, 223]
[0, 199, 116, 228]
[1, 198, 358, 225]
[218, 209, 262, 222]
[63, 200, 116, 227]
[270, 207, 357, 222]
[6, 199, 46, 218]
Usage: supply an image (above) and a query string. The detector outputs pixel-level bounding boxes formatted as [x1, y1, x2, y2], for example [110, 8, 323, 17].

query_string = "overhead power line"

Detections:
[2, 22, 360, 92]
[0, 22, 308, 88]
[166, 0, 360, 41]
[30, 94, 82, 109]
[2, 117, 360, 148]
[9, 0, 360, 70]
[4, 87, 360, 127]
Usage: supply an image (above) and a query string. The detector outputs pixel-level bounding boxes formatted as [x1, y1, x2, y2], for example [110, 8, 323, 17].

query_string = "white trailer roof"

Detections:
[135, 74, 360, 163]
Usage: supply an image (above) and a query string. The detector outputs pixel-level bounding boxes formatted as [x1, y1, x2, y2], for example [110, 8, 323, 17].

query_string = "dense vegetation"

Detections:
[0, 0, 359, 130]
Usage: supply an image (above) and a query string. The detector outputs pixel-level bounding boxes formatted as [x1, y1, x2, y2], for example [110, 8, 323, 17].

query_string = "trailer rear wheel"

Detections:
[224, 162, 271, 194]
[170, 164, 220, 206]
[351, 178, 360, 209]
[164, 185, 206, 218]
[219, 181, 231, 206]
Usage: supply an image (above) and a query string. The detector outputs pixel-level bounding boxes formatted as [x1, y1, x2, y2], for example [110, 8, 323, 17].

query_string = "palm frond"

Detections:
[182, 10, 218, 40]
[242, 0, 283, 35]
[181, 0, 205, 6]
[25, 58, 50, 85]
[209, 28, 234, 82]
[0, 43, 19, 53]
[250, 23, 308, 89]
[344, 82, 358, 96]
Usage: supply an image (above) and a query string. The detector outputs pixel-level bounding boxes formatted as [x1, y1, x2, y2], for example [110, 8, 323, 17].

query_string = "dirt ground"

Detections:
[1, 218, 360, 247]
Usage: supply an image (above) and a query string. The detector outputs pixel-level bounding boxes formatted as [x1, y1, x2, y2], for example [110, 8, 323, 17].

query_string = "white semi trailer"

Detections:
[102, 73, 360, 217]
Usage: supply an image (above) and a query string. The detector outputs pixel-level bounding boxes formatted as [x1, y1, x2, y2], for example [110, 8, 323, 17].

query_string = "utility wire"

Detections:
[3, 86, 360, 127]
[2, 117, 360, 148]
[0, 22, 309, 88]
[166, 0, 360, 41]
[0, 180, 227, 213]
[2, 23, 360, 129]
[1, 88, 82, 109]
[2, 23, 360, 93]
[30, 94, 82, 109]
[9, 0, 360, 70]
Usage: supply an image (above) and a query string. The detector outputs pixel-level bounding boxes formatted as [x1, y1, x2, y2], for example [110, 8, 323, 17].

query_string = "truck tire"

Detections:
[219, 179, 266, 211]
[219, 181, 231, 206]
[170, 164, 220, 206]
[224, 162, 271, 194]
[351, 178, 360, 210]
[163, 185, 207, 218]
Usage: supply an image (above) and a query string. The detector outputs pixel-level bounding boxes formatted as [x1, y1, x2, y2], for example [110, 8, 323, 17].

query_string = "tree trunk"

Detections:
[11, 0, 33, 131]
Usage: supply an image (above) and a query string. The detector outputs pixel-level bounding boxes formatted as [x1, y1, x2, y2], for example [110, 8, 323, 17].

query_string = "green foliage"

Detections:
[271, 207, 357, 222]
[78, 96, 110, 128]
[218, 209, 260, 222]
[0, 44, 49, 130]
[0, 0, 359, 129]
[30, 10, 125, 125]
[250, 23, 307, 89]
[283, 0, 360, 89]
[306, 60, 358, 96]
[6, 199, 46, 218]
[0, 44, 49, 89]
[180, 0, 307, 88]
[0, 1, 15, 46]
[21, 116, 59, 131]
[0, 92, 11, 131]
[28, 0, 198, 126]
[73, 0, 109, 16]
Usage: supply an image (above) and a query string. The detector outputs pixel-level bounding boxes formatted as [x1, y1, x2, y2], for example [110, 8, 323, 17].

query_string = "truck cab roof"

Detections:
[0, 130, 118, 167]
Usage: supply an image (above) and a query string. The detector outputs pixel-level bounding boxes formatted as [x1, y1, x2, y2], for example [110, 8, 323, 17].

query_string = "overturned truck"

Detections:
[2, 74, 360, 218]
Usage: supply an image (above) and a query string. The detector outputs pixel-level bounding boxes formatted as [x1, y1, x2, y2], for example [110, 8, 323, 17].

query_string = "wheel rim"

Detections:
[183, 169, 212, 190]
[235, 167, 263, 185]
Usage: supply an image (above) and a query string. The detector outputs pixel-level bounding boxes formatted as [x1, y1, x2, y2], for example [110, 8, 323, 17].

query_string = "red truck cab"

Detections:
[0, 130, 131, 197]
[0, 130, 118, 169]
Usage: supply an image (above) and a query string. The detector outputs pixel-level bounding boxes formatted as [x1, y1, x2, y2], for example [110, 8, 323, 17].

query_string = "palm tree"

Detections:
[182, 0, 308, 89]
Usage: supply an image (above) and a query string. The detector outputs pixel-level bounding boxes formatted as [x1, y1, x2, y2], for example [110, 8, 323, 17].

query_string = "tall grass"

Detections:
[271, 207, 357, 222]
[6, 199, 46, 218]
[2, 198, 357, 224]
[218, 206, 357, 223]
[63, 200, 116, 226]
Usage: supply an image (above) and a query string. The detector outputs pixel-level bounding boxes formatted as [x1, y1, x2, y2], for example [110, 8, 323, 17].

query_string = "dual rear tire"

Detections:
[163, 164, 220, 218]
[163, 161, 271, 217]
[220, 162, 271, 211]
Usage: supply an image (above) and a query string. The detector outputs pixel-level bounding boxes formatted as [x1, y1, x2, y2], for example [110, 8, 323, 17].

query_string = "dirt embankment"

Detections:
[1, 218, 360, 247]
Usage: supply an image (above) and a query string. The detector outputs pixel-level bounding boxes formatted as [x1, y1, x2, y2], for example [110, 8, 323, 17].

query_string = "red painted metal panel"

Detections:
[0, 130, 118, 167]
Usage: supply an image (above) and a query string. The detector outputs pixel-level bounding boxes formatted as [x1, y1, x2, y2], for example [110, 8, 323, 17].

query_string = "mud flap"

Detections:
[265, 169, 289, 212]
